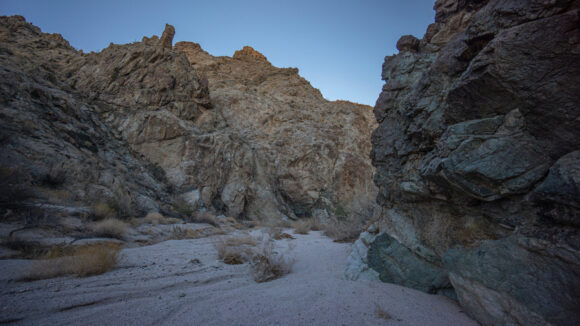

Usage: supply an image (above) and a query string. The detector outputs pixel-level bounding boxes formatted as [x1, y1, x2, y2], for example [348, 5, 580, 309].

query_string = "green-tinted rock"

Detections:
[368, 233, 452, 294]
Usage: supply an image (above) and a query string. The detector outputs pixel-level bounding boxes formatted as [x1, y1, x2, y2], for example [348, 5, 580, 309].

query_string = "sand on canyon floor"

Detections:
[0, 229, 476, 326]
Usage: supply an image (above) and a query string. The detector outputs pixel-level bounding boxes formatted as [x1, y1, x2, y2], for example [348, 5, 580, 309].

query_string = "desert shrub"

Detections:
[22, 243, 120, 280]
[73, 244, 120, 277]
[173, 198, 196, 217]
[309, 218, 324, 231]
[89, 218, 128, 239]
[106, 196, 134, 219]
[293, 219, 312, 234]
[273, 232, 295, 240]
[334, 204, 347, 219]
[192, 211, 219, 227]
[251, 237, 294, 283]
[214, 234, 293, 282]
[142, 211, 181, 226]
[214, 235, 257, 265]
[169, 226, 222, 240]
[323, 197, 377, 242]
[323, 218, 364, 243]
[92, 202, 116, 220]
[264, 226, 295, 240]
[374, 303, 392, 320]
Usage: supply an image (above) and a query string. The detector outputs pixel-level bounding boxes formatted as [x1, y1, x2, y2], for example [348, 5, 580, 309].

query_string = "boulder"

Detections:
[356, 0, 580, 324]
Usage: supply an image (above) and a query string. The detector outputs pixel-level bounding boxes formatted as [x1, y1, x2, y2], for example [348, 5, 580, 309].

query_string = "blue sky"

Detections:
[1, 0, 435, 106]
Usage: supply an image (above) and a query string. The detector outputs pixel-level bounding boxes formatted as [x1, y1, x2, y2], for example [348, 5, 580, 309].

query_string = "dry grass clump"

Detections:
[142, 212, 181, 226]
[273, 232, 295, 240]
[71, 244, 120, 277]
[374, 303, 392, 320]
[293, 219, 312, 234]
[308, 218, 324, 231]
[170, 226, 202, 240]
[251, 239, 294, 283]
[323, 218, 363, 243]
[263, 226, 295, 240]
[214, 234, 294, 282]
[22, 243, 121, 281]
[191, 211, 219, 227]
[92, 202, 116, 219]
[214, 235, 257, 265]
[89, 218, 128, 240]
[226, 217, 236, 224]
[39, 188, 72, 203]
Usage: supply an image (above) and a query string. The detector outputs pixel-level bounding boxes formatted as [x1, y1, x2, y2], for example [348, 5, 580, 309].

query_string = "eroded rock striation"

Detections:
[347, 1, 580, 325]
[0, 16, 377, 223]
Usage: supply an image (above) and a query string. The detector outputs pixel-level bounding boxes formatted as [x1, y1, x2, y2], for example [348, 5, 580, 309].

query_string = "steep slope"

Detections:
[347, 1, 580, 325]
[0, 17, 377, 224]
[172, 41, 378, 220]
[0, 16, 174, 222]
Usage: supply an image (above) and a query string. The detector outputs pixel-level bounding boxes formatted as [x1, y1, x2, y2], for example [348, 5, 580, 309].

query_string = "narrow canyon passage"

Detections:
[0, 230, 476, 326]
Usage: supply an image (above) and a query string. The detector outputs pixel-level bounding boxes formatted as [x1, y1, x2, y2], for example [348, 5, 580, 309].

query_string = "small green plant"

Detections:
[334, 204, 347, 219]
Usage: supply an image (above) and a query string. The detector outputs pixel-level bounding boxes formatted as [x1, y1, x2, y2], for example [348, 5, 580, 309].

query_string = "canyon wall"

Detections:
[0, 16, 174, 220]
[0, 16, 377, 223]
[347, 1, 580, 325]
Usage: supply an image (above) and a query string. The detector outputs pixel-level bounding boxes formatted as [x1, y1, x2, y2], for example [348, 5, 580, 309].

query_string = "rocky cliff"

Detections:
[347, 1, 580, 325]
[0, 16, 174, 222]
[173, 41, 377, 220]
[0, 16, 377, 224]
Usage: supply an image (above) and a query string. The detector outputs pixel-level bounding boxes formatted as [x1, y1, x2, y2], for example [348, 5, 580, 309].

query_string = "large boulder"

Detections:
[349, 0, 580, 325]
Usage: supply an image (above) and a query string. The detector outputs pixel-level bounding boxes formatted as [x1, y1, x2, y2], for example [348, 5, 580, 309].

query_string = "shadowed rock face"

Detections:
[0, 16, 377, 222]
[348, 0, 580, 325]
[0, 15, 174, 218]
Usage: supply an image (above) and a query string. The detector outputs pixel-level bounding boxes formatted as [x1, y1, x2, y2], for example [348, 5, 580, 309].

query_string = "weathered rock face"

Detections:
[0, 16, 377, 222]
[0, 16, 173, 220]
[173, 41, 377, 220]
[348, 1, 580, 325]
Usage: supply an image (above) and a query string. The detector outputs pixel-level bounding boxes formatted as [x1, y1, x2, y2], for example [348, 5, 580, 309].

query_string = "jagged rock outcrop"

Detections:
[171, 41, 377, 220]
[0, 16, 173, 221]
[0, 16, 377, 223]
[348, 1, 580, 325]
